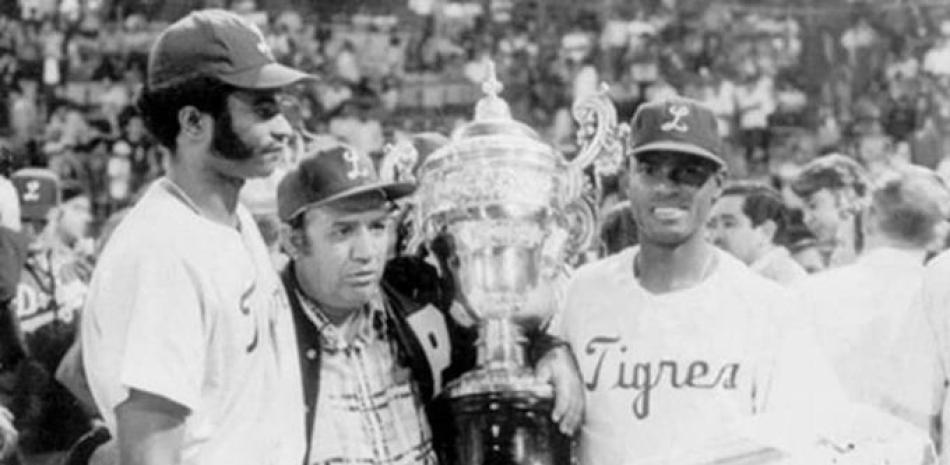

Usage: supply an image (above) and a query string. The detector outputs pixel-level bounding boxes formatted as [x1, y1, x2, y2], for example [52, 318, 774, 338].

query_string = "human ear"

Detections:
[178, 107, 207, 140]
[279, 224, 305, 259]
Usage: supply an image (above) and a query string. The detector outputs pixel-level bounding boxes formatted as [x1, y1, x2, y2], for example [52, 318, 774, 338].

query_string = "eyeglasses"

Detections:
[633, 154, 719, 188]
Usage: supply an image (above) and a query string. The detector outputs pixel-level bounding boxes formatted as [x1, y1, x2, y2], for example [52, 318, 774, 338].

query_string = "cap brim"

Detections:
[630, 141, 725, 167]
[220, 62, 318, 89]
[287, 181, 416, 220]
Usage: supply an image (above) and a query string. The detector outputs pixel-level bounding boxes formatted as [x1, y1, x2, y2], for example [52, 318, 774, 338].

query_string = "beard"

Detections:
[212, 109, 256, 161]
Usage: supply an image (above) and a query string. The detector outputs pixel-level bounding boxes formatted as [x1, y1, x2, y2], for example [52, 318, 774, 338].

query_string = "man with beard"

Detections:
[555, 98, 857, 464]
[275, 144, 583, 465]
[80, 10, 315, 465]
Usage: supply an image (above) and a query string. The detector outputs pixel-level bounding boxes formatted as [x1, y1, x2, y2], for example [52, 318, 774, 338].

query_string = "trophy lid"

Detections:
[447, 60, 545, 143]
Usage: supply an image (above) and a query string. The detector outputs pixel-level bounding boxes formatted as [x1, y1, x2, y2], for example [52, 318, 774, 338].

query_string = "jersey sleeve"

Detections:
[115, 251, 207, 413]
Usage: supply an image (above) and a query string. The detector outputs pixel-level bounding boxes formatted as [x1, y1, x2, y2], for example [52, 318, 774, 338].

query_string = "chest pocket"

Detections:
[406, 304, 450, 395]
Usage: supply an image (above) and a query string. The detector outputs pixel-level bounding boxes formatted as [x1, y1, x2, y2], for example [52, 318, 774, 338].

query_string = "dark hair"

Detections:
[136, 76, 235, 151]
[790, 153, 868, 199]
[722, 181, 791, 245]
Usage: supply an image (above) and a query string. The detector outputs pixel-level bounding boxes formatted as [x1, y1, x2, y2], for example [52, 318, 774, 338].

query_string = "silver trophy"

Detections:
[412, 62, 623, 465]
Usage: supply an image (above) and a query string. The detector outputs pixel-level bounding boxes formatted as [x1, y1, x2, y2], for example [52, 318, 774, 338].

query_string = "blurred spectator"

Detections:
[791, 153, 871, 269]
[796, 165, 950, 411]
[735, 63, 775, 168]
[708, 182, 806, 284]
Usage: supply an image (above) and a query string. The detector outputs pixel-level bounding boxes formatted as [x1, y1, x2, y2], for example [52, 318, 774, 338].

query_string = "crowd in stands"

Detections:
[5, 0, 950, 461]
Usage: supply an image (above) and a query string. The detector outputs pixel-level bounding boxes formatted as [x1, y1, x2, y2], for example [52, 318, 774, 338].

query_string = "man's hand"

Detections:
[535, 345, 584, 435]
[0, 405, 18, 460]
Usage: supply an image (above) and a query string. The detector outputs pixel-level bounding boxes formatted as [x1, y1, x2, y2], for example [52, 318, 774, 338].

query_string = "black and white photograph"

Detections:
[1, 0, 949, 464]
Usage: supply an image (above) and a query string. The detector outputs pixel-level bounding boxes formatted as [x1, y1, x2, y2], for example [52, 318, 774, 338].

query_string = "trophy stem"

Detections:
[477, 318, 526, 369]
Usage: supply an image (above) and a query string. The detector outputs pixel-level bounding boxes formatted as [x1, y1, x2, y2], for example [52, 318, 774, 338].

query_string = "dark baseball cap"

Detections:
[11, 168, 61, 221]
[628, 97, 725, 167]
[147, 9, 316, 90]
[278, 145, 416, 222]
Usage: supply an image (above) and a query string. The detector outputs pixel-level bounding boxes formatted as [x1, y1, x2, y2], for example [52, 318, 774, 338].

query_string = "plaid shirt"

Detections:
[297, 291, 437, 465]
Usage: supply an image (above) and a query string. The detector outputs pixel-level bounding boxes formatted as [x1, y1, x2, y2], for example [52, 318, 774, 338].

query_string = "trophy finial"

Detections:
[474, 59, 511, 121]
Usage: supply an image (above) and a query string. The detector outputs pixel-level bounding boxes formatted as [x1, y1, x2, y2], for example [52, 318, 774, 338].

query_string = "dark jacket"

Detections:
[281, 260, 472, 464]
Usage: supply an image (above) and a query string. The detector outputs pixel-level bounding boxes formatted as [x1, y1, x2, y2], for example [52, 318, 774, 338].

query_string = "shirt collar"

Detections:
[295, 288, 387, 349]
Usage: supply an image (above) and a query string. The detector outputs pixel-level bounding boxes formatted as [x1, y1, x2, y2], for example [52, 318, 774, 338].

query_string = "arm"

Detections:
[115, 389, 188, 465]
[534, 343, 584, 435]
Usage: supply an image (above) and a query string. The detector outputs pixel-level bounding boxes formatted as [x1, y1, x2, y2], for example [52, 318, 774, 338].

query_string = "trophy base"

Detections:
[445, 389, 572, 465]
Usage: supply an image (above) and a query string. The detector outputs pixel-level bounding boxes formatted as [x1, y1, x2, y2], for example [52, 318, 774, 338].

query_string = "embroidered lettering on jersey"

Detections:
[660, 104, 690, 133]
[239, 285, 260, 353]
[584, 336, 740, 420]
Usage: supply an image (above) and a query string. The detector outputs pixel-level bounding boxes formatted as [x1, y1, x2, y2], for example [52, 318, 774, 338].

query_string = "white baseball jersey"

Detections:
[81, 178, 305, 465]
[557, 246, 845, 465]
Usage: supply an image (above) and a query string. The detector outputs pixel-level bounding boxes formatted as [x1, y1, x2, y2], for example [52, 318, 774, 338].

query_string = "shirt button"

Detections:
[306, 349, 317, 360]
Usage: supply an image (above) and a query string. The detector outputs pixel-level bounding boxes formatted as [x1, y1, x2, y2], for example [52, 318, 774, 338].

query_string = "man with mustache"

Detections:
[555, 97, 852, 464]
[276, 144, 584, 465]
[80, 10, 315, 465]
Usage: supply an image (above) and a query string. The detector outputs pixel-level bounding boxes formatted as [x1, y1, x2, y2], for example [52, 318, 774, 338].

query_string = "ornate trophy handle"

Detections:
[379, 139, 419, 183]
[569, 82, 620, 173]
[561, 83, 626, 261]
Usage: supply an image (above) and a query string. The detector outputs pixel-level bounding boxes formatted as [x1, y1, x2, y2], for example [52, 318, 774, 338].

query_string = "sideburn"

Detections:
[211, 108, 256, 161]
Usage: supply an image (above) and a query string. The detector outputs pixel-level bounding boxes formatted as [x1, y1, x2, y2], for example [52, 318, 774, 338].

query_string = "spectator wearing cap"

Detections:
[795, 166, 950, 422]
[555, 97, 851, 465]
[6, 168, 92, 465]
[791, 153, 870, 269]
[276, 144, 583, 465]
[77, 10, 316, 465]
[708, 181, 807, 285]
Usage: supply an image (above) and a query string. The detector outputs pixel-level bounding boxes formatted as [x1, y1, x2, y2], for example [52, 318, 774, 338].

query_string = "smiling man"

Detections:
[80, 10, 315, 465]
[556, 97, 846, 464]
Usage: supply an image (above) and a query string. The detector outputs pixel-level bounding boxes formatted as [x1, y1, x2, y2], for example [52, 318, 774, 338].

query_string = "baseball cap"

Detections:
[628, 97, 725, 167]
[147, 9, 316, 90]
[277, 145, 416, 222]
[11, 168, 62, 221]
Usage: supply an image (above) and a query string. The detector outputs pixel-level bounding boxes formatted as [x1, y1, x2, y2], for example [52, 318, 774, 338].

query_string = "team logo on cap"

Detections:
[22, 180, 41, 202]
[660, 104, 690, 133]
[342, 149, 372, 180]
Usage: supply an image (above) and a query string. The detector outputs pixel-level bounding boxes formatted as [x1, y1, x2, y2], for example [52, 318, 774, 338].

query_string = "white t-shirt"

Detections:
[794, 247, 928, 406]
[81, 179, 305, 465]
[887, 250, 950, 462]
[558, 247, 844, 465]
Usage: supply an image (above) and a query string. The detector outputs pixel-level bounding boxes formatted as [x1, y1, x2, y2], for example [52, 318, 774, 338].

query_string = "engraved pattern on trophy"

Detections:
[412, 59, 621, 465]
